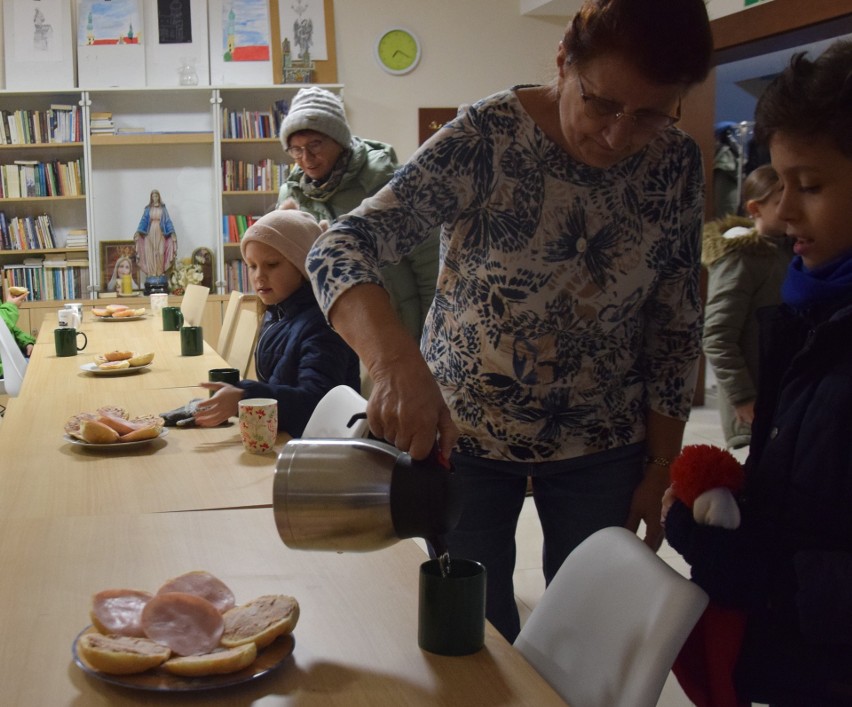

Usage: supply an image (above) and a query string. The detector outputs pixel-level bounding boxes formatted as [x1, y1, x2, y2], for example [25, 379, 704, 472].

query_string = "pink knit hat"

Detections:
[239, 210, 322, 279]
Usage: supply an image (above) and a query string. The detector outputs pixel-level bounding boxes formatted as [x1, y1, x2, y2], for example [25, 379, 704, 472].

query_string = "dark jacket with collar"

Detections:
[237, 282, 360, 437]
[666, 293, 852, 704]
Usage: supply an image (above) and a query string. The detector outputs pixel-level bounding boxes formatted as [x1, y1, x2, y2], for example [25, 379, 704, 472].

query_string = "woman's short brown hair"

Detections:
[563, 0, 713, 86]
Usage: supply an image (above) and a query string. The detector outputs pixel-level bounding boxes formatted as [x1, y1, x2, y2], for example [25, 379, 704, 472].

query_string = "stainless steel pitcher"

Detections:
[273, 438, 462, 552]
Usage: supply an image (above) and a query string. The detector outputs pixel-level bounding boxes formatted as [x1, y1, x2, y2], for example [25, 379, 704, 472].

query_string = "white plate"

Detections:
[63, 428, 168, 450]
[72, 626, 295, 692]
[80, 362, 151, 376]
[93, 315, 147, 322]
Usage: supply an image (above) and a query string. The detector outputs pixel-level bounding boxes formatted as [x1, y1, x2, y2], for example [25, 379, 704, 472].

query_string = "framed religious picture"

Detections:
[191, 247, 215, 290]
[100, 240, 140, 295]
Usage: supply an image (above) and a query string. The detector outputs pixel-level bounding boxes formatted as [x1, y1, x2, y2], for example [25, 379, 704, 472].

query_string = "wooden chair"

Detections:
[179, 283, 210, 327]
[227, 309, 259, 378]
[514, 526, 708, 707]
[216, 290, 244, 361]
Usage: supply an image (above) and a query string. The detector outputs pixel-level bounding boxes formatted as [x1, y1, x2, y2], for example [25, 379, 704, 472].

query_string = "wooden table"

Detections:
[29, 310, 229, 394]
[0, 508, 565, 705]
[0, 307, 568, 704]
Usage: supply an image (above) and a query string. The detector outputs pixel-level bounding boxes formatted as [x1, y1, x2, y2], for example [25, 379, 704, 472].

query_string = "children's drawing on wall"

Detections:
[77, 0, 142, 47]
[158, 0, 192, 44]
[280, 0, 327, 62]
[11, 0, 62, 61]
[222, 0, 270, 62]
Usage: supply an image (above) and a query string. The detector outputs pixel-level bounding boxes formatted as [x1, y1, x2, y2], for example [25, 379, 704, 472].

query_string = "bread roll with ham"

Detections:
[156, 571, 236, 614]
[90, 589, 153, 637]
[141, 592, 225, 656]
[104, 350, 133, 362]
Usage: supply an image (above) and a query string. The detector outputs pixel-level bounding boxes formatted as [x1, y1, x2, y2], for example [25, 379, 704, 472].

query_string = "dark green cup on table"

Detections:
[208, 367, 241, 396]
[54, 327, 87, 357]
[418, 558, 486, 656]
[180, 326, 204, 356]
[162, 306, 184, 331]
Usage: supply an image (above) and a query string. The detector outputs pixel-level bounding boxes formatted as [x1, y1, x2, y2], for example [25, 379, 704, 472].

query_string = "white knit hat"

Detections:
[279, 86, 352, 150]
[239, 210, 322, 279]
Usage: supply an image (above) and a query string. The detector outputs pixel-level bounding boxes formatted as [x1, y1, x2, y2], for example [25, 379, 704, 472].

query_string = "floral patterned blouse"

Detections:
[308, 89, 704, 462]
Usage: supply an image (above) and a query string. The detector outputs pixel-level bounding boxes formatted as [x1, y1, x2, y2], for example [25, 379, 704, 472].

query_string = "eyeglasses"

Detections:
[576, 75, 681, 133]
[286, 138, 328, 160]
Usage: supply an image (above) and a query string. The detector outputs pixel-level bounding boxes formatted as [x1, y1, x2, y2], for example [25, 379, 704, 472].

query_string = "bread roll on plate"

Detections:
[77, 633, 171, 675]
[162, 643, 257, 677]
[221, 595, 300, 649]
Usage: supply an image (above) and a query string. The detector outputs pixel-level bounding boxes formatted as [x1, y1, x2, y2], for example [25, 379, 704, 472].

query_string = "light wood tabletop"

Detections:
[0, 508, 566, 706]
[0, 305, 568, 705]
[0, 384, 284, 519]
[30, 310, 235, 393]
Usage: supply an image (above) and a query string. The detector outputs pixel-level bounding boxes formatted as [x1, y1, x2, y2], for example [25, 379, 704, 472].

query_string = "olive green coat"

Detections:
[278, 137, 438, 342]
[702, 215, 792, 448]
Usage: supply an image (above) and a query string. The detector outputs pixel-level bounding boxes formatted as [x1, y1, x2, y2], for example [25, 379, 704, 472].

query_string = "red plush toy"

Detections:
[668, 444, 749, 707]
[670, 444, 745, 529]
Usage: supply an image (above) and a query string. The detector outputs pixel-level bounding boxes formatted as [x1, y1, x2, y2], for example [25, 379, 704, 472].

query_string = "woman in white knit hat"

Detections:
[193, 209, 360, 436]
[277, 86, 438, 343]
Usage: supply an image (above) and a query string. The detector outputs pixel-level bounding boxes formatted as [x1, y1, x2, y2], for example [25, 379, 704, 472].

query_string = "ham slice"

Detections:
[141, 592, 224, 656]
[90, 589, 153, 637]
[155, 570, 236, 614]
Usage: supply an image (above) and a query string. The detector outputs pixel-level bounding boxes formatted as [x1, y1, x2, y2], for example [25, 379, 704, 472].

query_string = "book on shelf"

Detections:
[116, 126, 146, 134]
[223, 213, 260, 243]
[65, 228, 89, 249]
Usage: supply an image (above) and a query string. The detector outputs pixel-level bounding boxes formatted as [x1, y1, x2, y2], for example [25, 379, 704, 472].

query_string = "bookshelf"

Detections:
[0, 91, 89, 301]
[0, 84, 342, 307]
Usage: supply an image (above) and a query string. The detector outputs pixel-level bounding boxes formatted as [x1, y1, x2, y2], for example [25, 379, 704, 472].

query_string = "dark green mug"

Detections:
[208, 367, 241, 396]
[162, 306, 184, 331]
[418, 558, 486, 656]
[54, 327, 88, 357]
[180, 325, 204, 356]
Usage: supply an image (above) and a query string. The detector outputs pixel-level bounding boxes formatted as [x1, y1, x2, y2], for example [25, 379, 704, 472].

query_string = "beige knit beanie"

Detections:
[279, 86, 352, 150]
[239, 210, 322, 279]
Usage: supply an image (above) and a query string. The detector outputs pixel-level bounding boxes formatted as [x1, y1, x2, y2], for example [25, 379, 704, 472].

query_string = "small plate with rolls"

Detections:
[72, 626, 295, 692]
[81, 351, 155, 375]
[64, 427, 168, 451]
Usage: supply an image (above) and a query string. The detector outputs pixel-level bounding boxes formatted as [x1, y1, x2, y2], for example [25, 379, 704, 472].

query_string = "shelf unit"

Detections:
[0, 84, 343, 302]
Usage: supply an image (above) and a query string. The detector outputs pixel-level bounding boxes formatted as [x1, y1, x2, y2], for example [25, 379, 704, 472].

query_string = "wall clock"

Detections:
[375, 28, 421, 76]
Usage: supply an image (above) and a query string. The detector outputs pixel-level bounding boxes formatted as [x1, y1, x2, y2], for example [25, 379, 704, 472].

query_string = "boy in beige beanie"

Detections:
[194, 210, 360, 436]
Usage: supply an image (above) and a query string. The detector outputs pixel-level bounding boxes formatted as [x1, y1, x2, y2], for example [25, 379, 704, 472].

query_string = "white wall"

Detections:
[333, 0, 567, 160]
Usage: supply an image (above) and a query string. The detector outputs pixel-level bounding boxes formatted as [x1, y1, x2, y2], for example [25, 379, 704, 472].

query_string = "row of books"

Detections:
[0, 212, 57, 250]
[0, 105, 83, 145]
[0, 158, 85, 199]
[221, 99, 290, 140]
[223, 214, 260, 243]
[2, 256, 91, 301]
[224, 260, 256, 295]
[222, 159, 288, 193]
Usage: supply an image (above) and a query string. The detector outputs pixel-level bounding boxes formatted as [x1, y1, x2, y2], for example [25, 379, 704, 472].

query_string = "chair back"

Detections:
[0, 317, 28, 397]
[179, 283, 210, 327]
[302, 385, 369, 438]
[513, 526, 708, 707]
[227, 309, 259, 377]
[216, 290, 244, 360]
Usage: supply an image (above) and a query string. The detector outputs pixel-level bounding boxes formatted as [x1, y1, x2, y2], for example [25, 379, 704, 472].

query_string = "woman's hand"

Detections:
[193, 383, 243, 427]
[366, 349, 458, 460]
[660, 485, 677, 526]
[624, 463, 671, 551]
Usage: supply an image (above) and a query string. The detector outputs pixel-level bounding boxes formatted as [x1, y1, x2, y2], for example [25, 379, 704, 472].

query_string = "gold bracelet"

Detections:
[645, 456, 672, 468]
